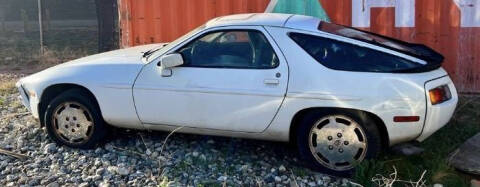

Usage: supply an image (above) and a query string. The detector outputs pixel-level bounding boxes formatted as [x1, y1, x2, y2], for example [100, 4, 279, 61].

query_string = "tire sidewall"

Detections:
[296, 109, 381, 176]
[44, 89, 106, 149]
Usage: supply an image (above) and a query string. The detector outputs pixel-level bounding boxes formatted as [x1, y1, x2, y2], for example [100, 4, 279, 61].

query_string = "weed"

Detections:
[291, 166, 309, 177]
[0, 80, 15, 95]
[353, 96, 480, 186]
[158, 176, 174, 187]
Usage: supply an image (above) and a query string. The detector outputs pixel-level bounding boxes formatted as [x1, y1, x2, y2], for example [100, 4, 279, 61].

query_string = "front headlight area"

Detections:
[16, 81, 31, 111]
[16, 81, 40, 118]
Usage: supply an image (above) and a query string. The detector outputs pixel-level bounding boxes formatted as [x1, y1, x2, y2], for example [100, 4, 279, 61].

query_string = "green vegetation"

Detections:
[354, 96, 480, 186]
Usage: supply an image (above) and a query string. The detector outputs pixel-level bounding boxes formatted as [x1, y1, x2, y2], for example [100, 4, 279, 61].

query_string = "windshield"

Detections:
[146, 24, 206, 61]
[318, 22, 444, 65]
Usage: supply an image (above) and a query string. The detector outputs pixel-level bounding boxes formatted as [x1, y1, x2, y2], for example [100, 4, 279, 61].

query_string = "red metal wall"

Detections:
[118, 0, 480, 93]
[319, 0, 480, 93]
[118, 0, 270, 47]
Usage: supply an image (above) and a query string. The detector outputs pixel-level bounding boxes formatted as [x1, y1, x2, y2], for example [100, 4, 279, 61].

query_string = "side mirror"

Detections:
[159, 53, 184, 68]
[158, 53, 184, 77]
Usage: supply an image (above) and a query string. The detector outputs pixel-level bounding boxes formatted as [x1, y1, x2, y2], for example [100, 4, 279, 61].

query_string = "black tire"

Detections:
[296, 109, 382, 176]
[44, 88, 107, 149]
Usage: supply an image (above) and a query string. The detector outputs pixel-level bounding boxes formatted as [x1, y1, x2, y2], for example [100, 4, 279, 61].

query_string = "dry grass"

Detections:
[34, 47, 89, 65]
[109, 127, 184, 186]
[0, 29, 97, 74]
[0, 80, 15, 95]
[371, 166, 427, 187]
[0, 47, 89, 75]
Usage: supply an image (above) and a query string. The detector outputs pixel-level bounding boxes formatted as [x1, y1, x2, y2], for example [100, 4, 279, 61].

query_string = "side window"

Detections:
[289, 33, 423, 72]
[177, 30, 279, 69]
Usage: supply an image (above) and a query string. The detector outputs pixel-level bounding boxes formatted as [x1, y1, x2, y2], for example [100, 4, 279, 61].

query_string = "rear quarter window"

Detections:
[289, 33, 423, 73]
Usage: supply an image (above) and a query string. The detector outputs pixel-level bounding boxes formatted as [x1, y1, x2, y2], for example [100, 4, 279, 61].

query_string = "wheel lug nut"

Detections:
[344, 141, 349, 145]
[339, 148, 343, 153]
[328, 145, 333, 150]
[327, 136, 333, 141]
[337, 133, 342, 138]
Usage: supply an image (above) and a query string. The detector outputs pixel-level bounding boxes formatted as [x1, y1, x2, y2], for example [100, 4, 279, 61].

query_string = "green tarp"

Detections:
[269, 0, 330, 22]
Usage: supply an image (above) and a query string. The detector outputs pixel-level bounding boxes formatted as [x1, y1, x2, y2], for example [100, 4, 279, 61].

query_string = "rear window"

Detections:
[318, 22, 416, 55]
[289, 33, 423, 73]
[318, 22, 444, 66]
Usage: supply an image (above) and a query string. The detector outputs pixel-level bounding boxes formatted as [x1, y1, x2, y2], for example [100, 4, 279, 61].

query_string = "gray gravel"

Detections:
[0, 78, 353, 186]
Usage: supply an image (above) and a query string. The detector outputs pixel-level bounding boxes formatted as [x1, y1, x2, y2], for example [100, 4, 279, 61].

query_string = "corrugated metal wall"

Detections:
[118, 0, 480, 93]
[118, 0, 270, 47]
[319, 0, 480, 93]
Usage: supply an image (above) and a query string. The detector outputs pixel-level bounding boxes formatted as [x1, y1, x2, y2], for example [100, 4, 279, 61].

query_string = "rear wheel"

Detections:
[44, 89, 107, 149]
[296, 110, 381, 176]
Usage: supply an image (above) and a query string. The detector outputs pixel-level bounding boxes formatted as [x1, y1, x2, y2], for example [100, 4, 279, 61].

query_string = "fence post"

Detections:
[37, 0, 44, 54]
[0, 4, 5, 33]
[20, 9, 28, 33]
[0, 16, 4, 33]
[95, 0, 118, 52]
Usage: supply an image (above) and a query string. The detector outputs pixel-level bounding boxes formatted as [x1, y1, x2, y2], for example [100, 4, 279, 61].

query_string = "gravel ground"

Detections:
[0, 75, 352, 186]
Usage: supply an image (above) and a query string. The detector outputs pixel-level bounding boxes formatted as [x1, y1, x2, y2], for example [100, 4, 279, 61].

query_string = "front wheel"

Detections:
[296, 110, 382, 176]
[44, 89, 107, 149]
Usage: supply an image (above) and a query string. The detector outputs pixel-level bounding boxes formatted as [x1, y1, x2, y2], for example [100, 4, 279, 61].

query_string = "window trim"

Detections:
[175, 29, 280, 70]
[288, 32, 431, 73]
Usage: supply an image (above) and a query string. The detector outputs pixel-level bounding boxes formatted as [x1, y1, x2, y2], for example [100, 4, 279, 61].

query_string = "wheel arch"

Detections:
[38, 83, 102, 127]
[289, 107, 390, 149]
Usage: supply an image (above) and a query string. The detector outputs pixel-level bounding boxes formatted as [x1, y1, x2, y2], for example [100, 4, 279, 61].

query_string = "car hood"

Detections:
[24, 43, 167, 81]
[18, 43, 167, 96]
[61, 43, 162, 67]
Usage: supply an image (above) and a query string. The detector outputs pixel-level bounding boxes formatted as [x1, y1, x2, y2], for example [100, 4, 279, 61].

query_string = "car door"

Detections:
[133, 26, 288, 132]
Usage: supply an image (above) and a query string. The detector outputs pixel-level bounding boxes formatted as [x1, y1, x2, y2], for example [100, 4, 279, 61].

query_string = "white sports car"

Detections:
[16, 13, 458, 175]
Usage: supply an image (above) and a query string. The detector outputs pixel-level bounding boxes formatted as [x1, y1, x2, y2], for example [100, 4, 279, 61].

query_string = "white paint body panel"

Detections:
[17, 44, 161, 128]
[17, 14, 458, 146]
[417, 76, 459, 141]
[262, 26, 455, 144]
[133, 26, 288, 133]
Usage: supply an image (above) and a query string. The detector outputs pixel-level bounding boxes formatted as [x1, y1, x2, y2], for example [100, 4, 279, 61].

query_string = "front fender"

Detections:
[18, 61, 145, 129]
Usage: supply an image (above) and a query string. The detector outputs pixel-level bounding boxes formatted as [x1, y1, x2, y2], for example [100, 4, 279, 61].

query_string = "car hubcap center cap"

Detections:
[334, 140, 341, 146]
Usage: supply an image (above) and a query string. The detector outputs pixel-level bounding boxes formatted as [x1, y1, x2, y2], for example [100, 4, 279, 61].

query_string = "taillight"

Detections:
[429, 85, 451, 105]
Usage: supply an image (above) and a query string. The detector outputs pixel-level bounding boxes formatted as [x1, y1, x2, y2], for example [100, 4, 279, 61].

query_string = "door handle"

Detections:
[264, 79, 279, 85]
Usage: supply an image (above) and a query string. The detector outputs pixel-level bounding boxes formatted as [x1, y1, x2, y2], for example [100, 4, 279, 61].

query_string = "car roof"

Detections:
[205, 13, 321, 31]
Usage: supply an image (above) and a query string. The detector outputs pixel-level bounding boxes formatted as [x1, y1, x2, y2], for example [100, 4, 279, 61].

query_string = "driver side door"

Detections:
[133, 26, 288, 132]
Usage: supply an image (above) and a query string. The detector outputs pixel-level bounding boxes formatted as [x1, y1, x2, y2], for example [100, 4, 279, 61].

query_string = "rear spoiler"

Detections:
[356, 28, 444, 64]
[318, 22, 444, 69]
[358, 31, 444, 73]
